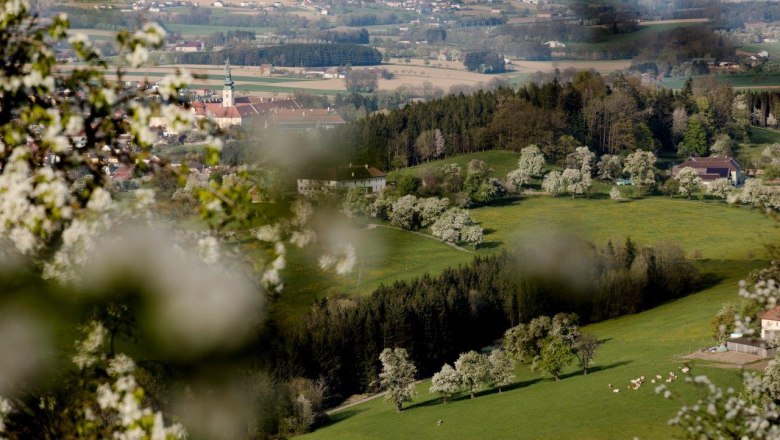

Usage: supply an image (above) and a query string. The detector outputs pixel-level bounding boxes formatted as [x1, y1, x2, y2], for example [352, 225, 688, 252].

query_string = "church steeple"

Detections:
[222, 59, 234, 107]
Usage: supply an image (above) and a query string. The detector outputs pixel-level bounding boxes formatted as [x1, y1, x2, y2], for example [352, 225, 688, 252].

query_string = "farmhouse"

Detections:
[671, 157, 744, 185]
[297, 165, 387, 194]
[761, 306, 780, 340]
[174, 41, 205, 52]
[725, 306, 780, 358]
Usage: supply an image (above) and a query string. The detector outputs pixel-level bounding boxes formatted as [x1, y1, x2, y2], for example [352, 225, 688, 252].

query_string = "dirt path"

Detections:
[325, 380, 426, 415]
[325, 391, 388, 415]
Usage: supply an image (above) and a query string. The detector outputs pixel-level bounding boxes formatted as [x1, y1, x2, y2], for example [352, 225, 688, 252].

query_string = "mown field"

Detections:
[301, 259, 754, 440]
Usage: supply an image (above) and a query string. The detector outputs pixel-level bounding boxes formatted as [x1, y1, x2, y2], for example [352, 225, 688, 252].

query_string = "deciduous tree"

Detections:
[379, 348, 417, 412]
[506, 145, 546, 192]
[487, 349, 515, 392]
[623, 151, 656, 195]
[675, 167, 703, 199]
[429, 364, 461, 403]
[455, 351, 491, 399]
[531, 336, 573, 381]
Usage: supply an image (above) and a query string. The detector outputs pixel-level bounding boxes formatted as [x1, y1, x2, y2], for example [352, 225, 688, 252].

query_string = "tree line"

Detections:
[326, 74, 748, 170]
[176, 43, 382, 67]
[269, 239, 698, 404]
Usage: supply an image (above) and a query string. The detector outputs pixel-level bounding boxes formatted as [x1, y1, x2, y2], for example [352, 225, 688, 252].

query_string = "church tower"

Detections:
[222, 59, 234, 107]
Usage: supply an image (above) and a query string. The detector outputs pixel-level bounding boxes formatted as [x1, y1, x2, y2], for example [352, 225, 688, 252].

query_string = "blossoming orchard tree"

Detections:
[0, 1, 343, 437]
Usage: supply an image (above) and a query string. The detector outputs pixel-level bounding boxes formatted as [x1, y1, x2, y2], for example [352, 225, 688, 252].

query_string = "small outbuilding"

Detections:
[726, 337, 776, 358]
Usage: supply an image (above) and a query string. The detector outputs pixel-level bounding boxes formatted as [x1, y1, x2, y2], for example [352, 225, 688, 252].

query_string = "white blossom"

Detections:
[319, 243, 356, 275]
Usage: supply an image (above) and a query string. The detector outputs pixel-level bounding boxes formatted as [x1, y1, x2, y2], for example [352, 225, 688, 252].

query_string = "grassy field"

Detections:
[662, 73, 780, 90]
[736, 127, 780, 164]
[388, 150, 521, 182]
[273, 193, 780, 328]
[742, 42, 780, 59]
[301, 259, 754, 440]
[472, 196, 780, 260]
[567, 21, 701, 53]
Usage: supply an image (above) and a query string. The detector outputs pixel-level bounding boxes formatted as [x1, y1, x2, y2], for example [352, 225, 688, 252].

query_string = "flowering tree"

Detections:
[675, 167, 703, 199]
[707, 178, 734, 200]
[430, 207, 481, 245]
[429, 364, 461, 403]
[418, 197, 450, 227]
[390, 194, 421, 230]
[597, 154, 623, 182]
[0, 2, 332, 437]
[542, 170, 565, 197]
[379, 348, 418, 412]
[487, 349, 515, 392]
[623, 151, 657, 195]
[506, 145, 545, 192]
[455, 351, 491, 399]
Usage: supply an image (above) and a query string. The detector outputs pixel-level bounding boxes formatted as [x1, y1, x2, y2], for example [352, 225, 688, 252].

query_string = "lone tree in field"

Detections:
[455, 351, 491, 399]
[487, 349, 515, 392]
[429, 363, 461, 403]
[379, 348, 418, 412]
[623, 151, 657, 195]
[572, 333, 599, 375]
[506, 145, 546, 192]
[531, 336, 573, 381]
[674, 167, 703, 200]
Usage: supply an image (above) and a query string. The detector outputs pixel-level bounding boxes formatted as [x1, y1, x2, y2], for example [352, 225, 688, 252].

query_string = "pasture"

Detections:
[301, 258, 756, 440]
[275, 192, 780, 327]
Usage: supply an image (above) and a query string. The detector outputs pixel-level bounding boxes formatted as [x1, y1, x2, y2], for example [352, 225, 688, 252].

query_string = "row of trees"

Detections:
[343, 190, 484, 247]
[177, 43, 383, 67]
[379, 313, 599, 412]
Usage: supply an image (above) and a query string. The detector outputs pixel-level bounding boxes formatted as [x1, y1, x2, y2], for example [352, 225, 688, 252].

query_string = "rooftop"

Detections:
[300, 165, 386, 181]
[761, 305, 780, 322]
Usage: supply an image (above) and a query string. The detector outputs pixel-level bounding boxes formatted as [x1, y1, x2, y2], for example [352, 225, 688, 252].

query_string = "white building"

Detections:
[297, 165, 387, 194]
[761, 306, 780, 340]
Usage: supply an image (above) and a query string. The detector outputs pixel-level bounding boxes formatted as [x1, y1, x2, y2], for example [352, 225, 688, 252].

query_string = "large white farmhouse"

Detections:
[297, 165, 387, 195]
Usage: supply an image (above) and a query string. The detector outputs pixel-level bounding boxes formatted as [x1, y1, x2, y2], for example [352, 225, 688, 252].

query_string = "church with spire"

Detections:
[189, 59, 346, 130]
[222, 59, 234, 108]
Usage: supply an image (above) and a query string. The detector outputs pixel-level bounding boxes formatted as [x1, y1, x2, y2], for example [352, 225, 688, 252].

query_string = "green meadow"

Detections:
[275, 195, 780, 327]
[388, 150, 521, 183]
[301, 259, 755, 440]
